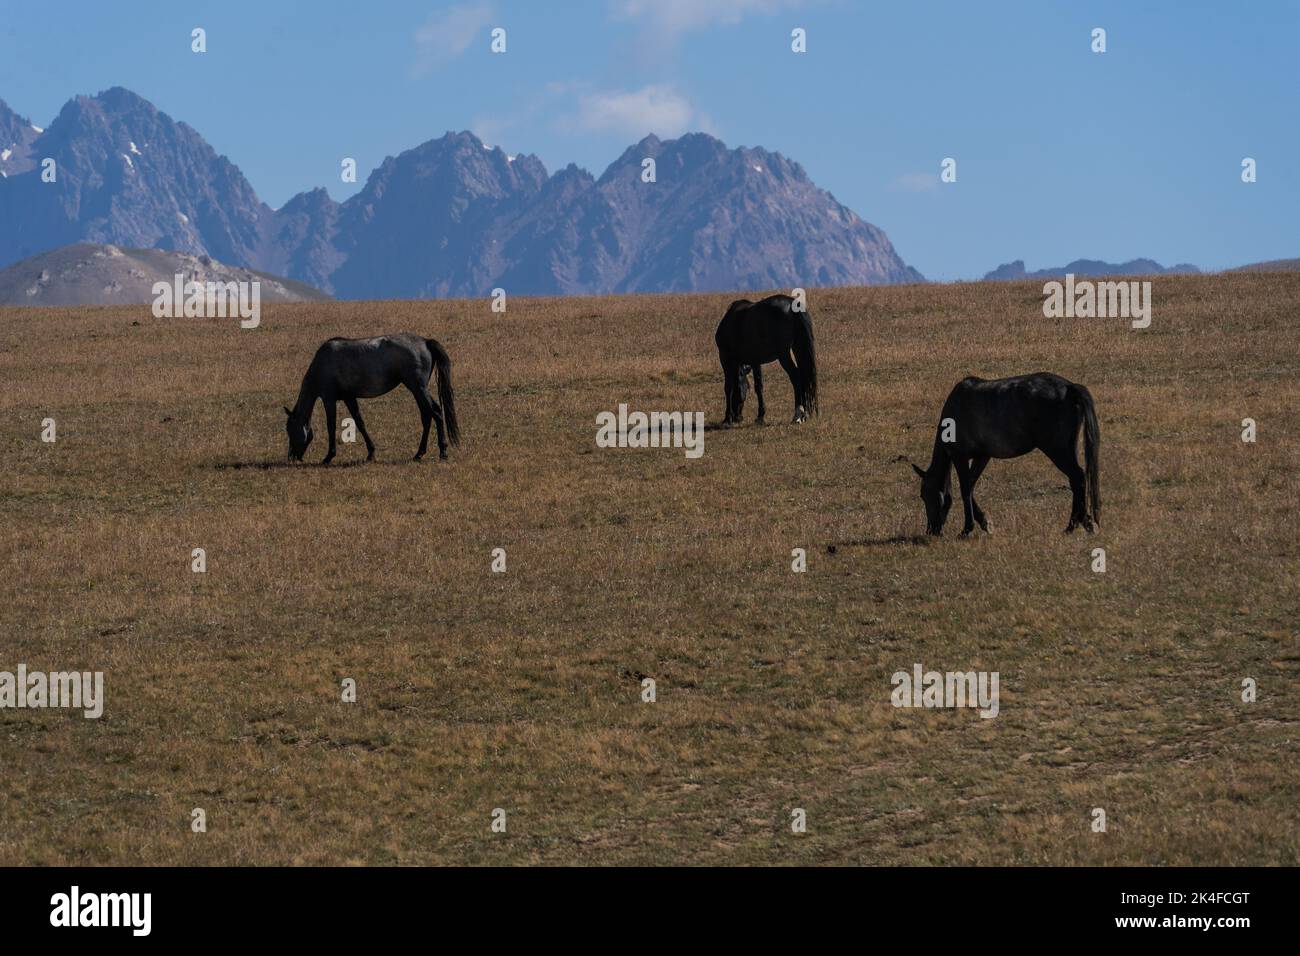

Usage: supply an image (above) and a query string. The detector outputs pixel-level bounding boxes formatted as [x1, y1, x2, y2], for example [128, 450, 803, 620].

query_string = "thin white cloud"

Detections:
[470, 115, 508, 147]
[896, 172, 939, 193]
[411, 3, 494, 77]
[614, 0, 799, 36]
[570, 85, 698, 138]
[470, 82, 579, 149]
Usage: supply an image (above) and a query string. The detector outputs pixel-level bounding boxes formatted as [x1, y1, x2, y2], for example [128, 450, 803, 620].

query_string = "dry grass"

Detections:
[0, 273, 1296, 865]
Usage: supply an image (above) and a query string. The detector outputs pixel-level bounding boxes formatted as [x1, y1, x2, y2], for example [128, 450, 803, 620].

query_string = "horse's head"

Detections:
[911, 462, 952, 535]
[284, 406, 313, 461]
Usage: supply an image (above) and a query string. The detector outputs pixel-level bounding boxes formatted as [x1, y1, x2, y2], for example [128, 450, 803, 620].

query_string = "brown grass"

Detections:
[1, 273, 1296, 865]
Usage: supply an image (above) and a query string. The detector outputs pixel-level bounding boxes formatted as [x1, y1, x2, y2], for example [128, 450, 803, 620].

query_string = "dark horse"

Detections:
[284, 333, 460, 464]
[910, 372, 1099, 536]
[715, 294, 818, 425]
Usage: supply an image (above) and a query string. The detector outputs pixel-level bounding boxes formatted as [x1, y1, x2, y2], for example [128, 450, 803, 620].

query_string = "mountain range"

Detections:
[983, 258, 1201, 281]
[0, 87, 923, 299]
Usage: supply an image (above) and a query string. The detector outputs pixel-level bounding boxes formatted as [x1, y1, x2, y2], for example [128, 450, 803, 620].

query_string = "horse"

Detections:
[715, 294, 818, 425]
[284, 333, 460, 464]
[909, 372, 1099, 536]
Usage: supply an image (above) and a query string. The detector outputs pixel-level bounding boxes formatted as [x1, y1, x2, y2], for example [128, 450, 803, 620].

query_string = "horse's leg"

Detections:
[321, 398, 338, 465]
[1044, 445, 1090, 533]
[405, 381, 433, 460]
[343, 396, 375, 462]
[969, 455, 991, 532]
[777, 352, 803, 422]
[422, 386, 449, 460]
[953, 456, 977, 537]
[720, 354, 736, 424]
[752, 364, 766, 424]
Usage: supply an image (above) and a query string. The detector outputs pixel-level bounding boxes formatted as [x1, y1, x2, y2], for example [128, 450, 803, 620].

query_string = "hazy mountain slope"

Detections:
[0, 242, 329, 306]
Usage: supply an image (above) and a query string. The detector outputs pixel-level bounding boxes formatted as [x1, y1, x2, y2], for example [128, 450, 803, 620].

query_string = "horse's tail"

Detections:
[427, 338, 460, 446]
[793, 309, 818, 415]
[1076, 384, 1100, 524]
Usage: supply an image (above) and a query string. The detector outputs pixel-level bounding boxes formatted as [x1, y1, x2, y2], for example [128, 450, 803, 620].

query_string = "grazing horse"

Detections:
[910, 372, 1099, 536]
[715, 294, 818, 425]
[284, 333, 460, 464]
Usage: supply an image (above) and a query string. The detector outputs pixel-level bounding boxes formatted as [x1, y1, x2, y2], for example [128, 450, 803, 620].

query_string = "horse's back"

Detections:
[747, 294, 797, 319]
[947, 372, 1084, 457]
[952, 371, 1074, 403]
[716, 294, 802, 360]
[312, 333, 430, 397]
[319, 333, 429, 364]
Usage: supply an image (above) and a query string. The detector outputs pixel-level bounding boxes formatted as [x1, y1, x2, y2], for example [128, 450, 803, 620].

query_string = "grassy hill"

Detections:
[1, 272, 1296, 864]
[1229, 257, 1300, 273]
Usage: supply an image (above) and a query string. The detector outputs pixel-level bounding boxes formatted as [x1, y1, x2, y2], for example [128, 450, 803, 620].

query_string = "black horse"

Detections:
[715, 294, 818, 425]
[910, 372, 1099, 536]
[284, 333, 460, 464]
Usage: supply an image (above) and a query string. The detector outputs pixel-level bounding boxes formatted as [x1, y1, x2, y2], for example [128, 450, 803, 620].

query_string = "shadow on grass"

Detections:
[213, 459, 417, 471]
[703, 419, 792, 432]
[826, 534, 930, 552]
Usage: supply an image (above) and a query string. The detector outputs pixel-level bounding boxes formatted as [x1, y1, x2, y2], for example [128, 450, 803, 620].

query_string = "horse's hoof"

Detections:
[438, 452, 448, 461]
[958, 529, 974, 539]
[412, 454, 424, 462]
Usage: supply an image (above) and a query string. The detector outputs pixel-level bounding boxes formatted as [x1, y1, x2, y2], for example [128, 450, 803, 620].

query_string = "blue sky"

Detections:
[2, 0, 1296, 280]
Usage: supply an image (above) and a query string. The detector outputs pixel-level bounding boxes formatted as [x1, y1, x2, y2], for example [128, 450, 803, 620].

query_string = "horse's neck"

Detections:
[292, 376, 318, 418]
[925, 438, 951, 486]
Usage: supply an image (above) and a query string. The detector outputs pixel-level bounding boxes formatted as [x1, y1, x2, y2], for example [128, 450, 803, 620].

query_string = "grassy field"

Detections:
[1, 273, 1296, 865]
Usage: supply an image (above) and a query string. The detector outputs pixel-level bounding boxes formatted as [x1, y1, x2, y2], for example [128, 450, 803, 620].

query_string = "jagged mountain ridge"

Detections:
[0, 89, 269, 271]
[0, 87, 924, 297]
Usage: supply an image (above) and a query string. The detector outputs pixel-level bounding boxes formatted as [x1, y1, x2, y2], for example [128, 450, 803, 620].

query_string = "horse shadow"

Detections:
[825, 534, 931, 551]
[702, 418, 777, 433]
[213, 458, 411, 471]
